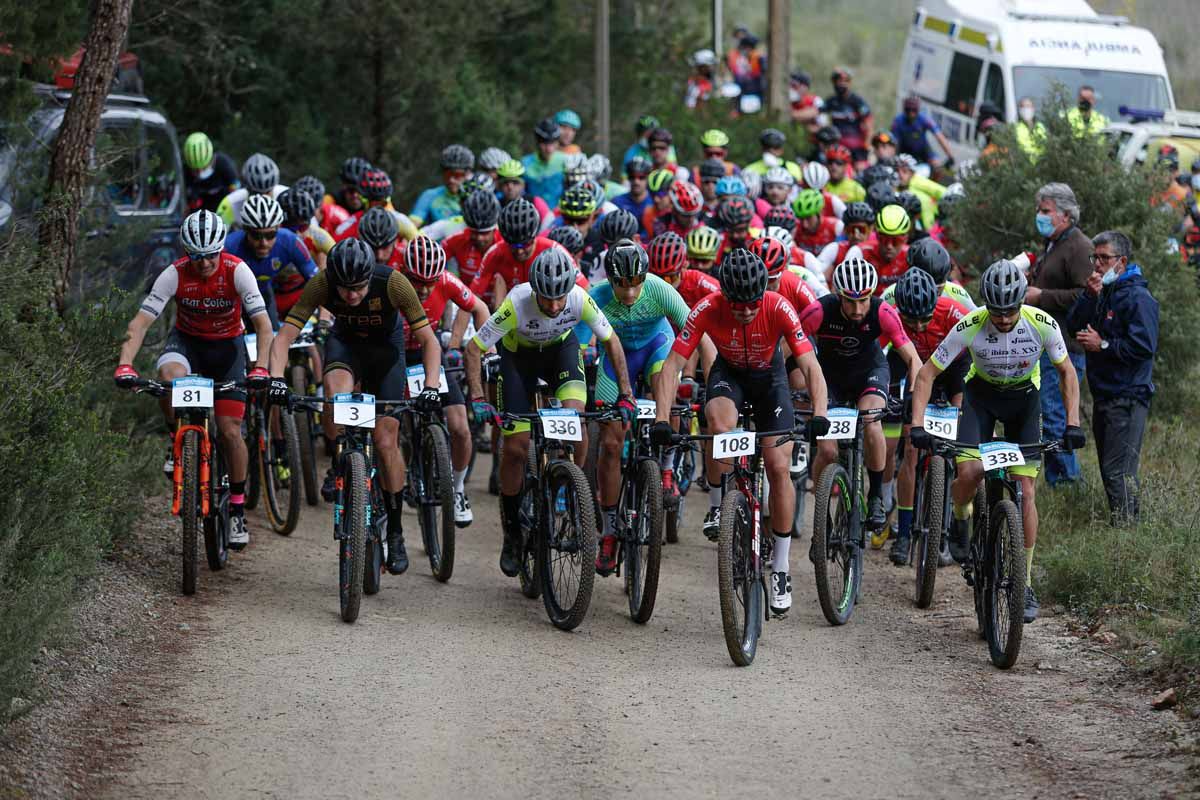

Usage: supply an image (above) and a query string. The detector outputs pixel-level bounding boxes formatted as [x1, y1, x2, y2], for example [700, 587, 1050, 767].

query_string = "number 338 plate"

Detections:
[979, 441, 1025, 471]
[818, 407, 858, 440]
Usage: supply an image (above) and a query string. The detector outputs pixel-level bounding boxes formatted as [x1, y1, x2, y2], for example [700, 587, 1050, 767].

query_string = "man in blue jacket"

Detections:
[1067, 231, 1159, 523]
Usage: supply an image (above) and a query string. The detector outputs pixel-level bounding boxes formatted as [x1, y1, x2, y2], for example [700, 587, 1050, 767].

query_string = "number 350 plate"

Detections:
[539, 408, 582, 441]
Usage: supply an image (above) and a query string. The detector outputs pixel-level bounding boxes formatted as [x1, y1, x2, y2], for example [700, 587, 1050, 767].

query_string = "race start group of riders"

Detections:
[114, 101, 1090, 637]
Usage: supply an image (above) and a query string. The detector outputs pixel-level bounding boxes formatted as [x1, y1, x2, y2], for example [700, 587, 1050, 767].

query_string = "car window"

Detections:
[97, 119, 178, 214]
[143, 123, 177, 212]
[945, 53, 983, 118]
[983, 63, 1005, 113]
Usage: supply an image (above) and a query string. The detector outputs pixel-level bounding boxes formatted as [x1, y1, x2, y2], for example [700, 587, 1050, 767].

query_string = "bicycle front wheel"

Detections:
[539, 461, 596, 631]
[986, 499, 1026, 669]
[264, 409, 302, 535]
[912, 455, 946, 609]
[179, 430, 201, 596]
[717, 489, 760, 666]
[625, 459, 663, 624]
[418, 424, 455, 582]
[290, 364, 320, 506]
[338, 452, 368, 623]
[518, 447, 541, 599]
[971, 485, 988, 639]
[811, 463, 861, 626]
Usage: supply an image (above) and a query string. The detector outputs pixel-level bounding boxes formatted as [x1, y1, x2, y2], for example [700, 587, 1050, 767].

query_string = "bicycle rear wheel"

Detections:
[339, 452, 368, 623]
[417, 424, 455, 582]
[811, 463, 861, 626]
[264, 409, 302, 535]
[986, 499, 1026, 669]
[204, 441, 229, 572]
[539, 461, 596, 631]
[518, 447, 541, 599]
[290, 364, 320, 506]
[912, 455, 946, 609]
[625, 459, 663, 624]
[717, 489, 760, 666]
[179, 430, 200, 596]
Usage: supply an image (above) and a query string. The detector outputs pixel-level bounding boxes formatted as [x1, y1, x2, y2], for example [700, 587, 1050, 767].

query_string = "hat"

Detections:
[871, 131, 895, 146]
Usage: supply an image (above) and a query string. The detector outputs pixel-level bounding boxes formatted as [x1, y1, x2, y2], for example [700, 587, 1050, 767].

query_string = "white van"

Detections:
[896, 0, 1175, 160]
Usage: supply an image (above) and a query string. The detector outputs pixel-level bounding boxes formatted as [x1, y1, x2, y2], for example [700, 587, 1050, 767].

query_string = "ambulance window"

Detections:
[944, 53, 983, 117]
[983, 63, 1005, 113]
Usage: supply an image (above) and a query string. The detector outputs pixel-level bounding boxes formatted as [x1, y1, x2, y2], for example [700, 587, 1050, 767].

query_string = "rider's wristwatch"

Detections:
[1099, 339, 1110, 351]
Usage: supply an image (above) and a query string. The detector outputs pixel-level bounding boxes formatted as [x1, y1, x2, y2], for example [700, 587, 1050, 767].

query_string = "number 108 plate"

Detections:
[713, 429, 754, 459]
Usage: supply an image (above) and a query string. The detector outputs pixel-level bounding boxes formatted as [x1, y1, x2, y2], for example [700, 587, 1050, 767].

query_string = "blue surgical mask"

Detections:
[1101, 267, 1120, 286]
[1035, 213, 1055, 237]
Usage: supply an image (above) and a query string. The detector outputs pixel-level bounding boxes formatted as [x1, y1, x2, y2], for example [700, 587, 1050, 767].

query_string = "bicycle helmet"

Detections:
[240, 193, 285, 229]
[562, 152, 588, 180]
[546, 225, 585, 254]
[405, 235, 447, 282]
[698, 158, 726, 182]
[802, 161, 830, 191]
[462, 173, 495, 197]
[937, 191, 964, 221]
[636, 115, 660, 135]
[604, 238, 650, 281]
[692, 49, 717, 67]
[440, 143, 475, 171]
[759, 128, 786, 149]
[894, 268, 939, 319]
[358, 207, 399, 248]
[815, 126, 841, 148]
[670, 181, 703, 216]
[555, 109, 582, 129]
[979, 260, 1027, 314]
[529, 247, 577, 299]
[833, 256, 878, 299]
[340, 157, 371, 186]
[582, 179, 607, 209]
[626, 156, 652, 177]
[242, 153, 279, 193]
[597, 208, 638, 244]
[647, 168, 675, 194]
[791, 188, 824, 219]
[859, 163, 898, 189]
[478, 147, 511, 171]
[876, 204, 911, 236]
[715, 176, 746, 197]
[498, 198, 540, 244]
[462, 189, 500, 231]
[866, 181, 897, 212]
[741, 170, 762, 199]
[749, 235, 789, 277]
[293, 175, 326, 203]
[896, 192, 923, 228]
[894, 152, 919, 172]
[765, 225, 795, 251]
[763, 166, 795, 188]
[183, 132, 214, 170]
[327, 238, 376, 286]
[587, 154, 612, 182]
[559, 184, 598, 220]
[718, 196, 754, 228]
[647, 127, 673, 146]
[824, 145, 852, 164]
[648, 232, 688, 276]
[719, 249, 768, 303]
[533, 117, 560, 142]
[763, 206, 798, 232]
[180, 209, 226, 257]
[842, 201, 875, 226]
[277, 188, 317, 226]
[905, 238, 951, 284]
[686, 225, 721, 259]
[700, 128, 730, 148]
[358, 168, 393, 201]
[496, 159, 525, 181]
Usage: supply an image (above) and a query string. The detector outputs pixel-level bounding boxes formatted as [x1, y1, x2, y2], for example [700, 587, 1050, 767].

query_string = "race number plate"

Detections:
[333, 393, 376, 428]
[924, 405, 959, 440]
[979, 441, 1025, 471]
[539, 408, 583, 441]
[818, 407, 858, 440]
[406, 365, 449, 396]
[636, 399, 656, 420]
[172, 376, 213, 409]
[713, 429, 755, 459]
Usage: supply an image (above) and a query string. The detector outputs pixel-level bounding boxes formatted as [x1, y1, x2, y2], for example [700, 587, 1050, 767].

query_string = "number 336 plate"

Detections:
[539, 408, 582, 441]
[979, 441, 1025, 471]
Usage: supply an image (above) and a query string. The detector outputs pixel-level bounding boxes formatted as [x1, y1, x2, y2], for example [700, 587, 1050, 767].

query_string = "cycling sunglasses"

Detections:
[901, 312, 934, 327]
[509, 239, 534, 250]
[877, 234, 907, 248]
[612, 274, 646, 289]
[247, 229, 278, 242]
[187, 252, 219, 262]
[729, 299, 762, 312]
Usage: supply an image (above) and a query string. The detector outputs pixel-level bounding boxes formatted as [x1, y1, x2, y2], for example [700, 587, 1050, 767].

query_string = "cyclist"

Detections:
[277, 188, 333, 315]
[685, 51, 716, 110]
[547, 225, 586, 263]
[762, 166, 797, 210]
[651, 180, 703, 239]
[695, 128, 738, 177]
[217, 153, 286, 227]
[801, 256, 920, 533]
[893, 153, 941, 230]
[650, 231, 720, 307]
[857, 204, 911, 294]
[114, 210, 273, 550]
[521, 118, 568, 208]
[333, 167, 419, 244]
[612, 157, 654, 237]
[762, 222, 829, 297]
[816, 201, 874, 271]
[588, 154, 625, 201]
[327, 157, 371, 226]
[714, 196, 760, 261]
[496, 159, 554, 228]
[686, 224, 721, 274]
[910, 260, 1086, 623]
[182, 132, 240, 213]
[792, 189, 843, 255]
[696, 158, 726, 223]
[470, 198, 577, 306]
[442, 190, 501, 296]
[477, 147, 512, 184]
[825, 145, 865, 203]
[892, 96, 955, 169]
[642, 168, 676, 239]
[464, 248, 633, 577]
[742, 128, 804, 182]
[224, 194, 318, 328]
[881, 238, 975, 311]
[267, 238, 443, 576]
[410, 144, 475, 227]
[597, 208, 641, 250]
[651, 249, 829, 615]
[554, 184, 605, 281]
[556, 109, 583, 155]
[647, 128, 689, 182]
[752, 235, 819, 315]
[621, 114, 678, 169]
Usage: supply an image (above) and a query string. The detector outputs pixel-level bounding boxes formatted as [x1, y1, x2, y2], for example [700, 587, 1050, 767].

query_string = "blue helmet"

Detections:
[555, 109, 582, 129]
[715, 176, 747, 198]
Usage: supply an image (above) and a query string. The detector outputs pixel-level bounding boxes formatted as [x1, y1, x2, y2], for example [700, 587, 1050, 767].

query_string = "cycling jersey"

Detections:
[216, 185, 287, 227]
[225, 228, 318, 287]
[588, 274, 690, 348]
[419, 215, 468, 242]
[612, 191, 654, 238]
[140, 254, 266, 340]
[333, 207, 419, 243]
[185, 152, 240, 213]
[410, 185, 462, 227]
[793, 216, 843, 254]
[468, 237, 564, 299]
[284, 265, 428, 340]
[473, 283, 613, 352]
[788, 261, 830, 297]
[672, 292, 812, 371]
[858, 240, 910, 294]
[404, 271, 476, 337]
[881, 294, 969, 361]
[442, 227, 500, 290]
[827, 177, 866, 204]
[818, 192, 846, 219]
[880, 279, 976, 312]
[824, 91, 872, 153]
[671, 268, 720, 307]
[930, 305, 1068, 389]
[798, 294, 910, 363]
[519, 151, 567, 207]
[817, 240, 861, 271]
[277, 221, 333, 312]
[321, 197, 351, 235]
[775, 269, 819, 313]
[297, 221, 335, 258]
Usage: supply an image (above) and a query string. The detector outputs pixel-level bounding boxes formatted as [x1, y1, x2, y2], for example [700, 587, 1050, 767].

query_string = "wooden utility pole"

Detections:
[766, 0, 789, 117]
[595, 0, 611, 157]
[38, 0, 135, 313]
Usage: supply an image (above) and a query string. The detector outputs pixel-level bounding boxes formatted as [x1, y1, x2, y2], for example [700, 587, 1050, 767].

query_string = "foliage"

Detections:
[0, 0, 87, 121]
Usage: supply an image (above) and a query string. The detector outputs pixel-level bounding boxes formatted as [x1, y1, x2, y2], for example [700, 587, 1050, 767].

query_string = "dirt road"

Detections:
[100, 465, 1194, 799]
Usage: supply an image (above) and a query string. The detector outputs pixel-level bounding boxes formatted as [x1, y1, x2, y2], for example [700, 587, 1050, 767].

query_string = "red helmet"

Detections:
[358, 168, 393, 201]
[648, 231, 688, 276]
[824, 145, 852, 164]
[749, 236, 789, 277]
[404, 235, 446, 282]
[670, 181, 704, 216]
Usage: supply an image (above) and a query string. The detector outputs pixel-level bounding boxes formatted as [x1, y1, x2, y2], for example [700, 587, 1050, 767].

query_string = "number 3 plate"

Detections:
[713, 429, 754, 459]
[818, 407, 858, 440]
[979, 441, 1025, 471]
[539, 408, 582, 441]
[333, 393, 376, 428]
[172, 376, 213, 409]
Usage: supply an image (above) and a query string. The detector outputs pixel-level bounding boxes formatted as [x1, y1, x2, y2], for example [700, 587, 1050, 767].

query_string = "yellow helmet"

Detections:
[876, 204, 912, 236]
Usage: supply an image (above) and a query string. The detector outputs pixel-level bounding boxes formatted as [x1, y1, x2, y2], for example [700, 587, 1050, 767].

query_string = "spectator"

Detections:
[1066, 231, 1158, 522]
[1026, 182, 1093, 486]
[520, 118, 567, 208]
[621, 114, 678, 169]
[1067, 85, 1109, 137]
[556, 109, 583, 155]
[825, 67, 873, 167]
[685, 50, 717, 110]
[891, 96, 955, 167]
[727, 35, 766, 100]
[743, 128, 803, 182]
[1014, 97, 1047, 158]
[789, 70, 824, 130]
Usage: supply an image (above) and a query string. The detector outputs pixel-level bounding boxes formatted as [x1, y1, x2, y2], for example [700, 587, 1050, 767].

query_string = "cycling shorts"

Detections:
[157, 329, 247, 417]
[497, 333, 586, 437]
[595, 328, 672, 405]
[956, 377, 1041, 478]
[823, 351, 890, 407]
[707, 350, 794, 433]
[324, 327, 408, 400]
[405, 347, 465, 407]
[883, 349, 967, 437]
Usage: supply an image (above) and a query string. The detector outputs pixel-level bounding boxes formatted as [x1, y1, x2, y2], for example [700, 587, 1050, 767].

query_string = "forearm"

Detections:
[448, 308, 471, 349]
[250, 314, 274, 370]
[416, 328, 442, 390]
[118, 313, 154, 365]
[910, 363, 940, 426]
[1058, 363, 1081, 427]
[268, 324, 299, 377]
[936, 132, 954, 158]
[603, 337, 633, 396]
[802, 354, 828, 417]
[465, 341, 484, 398]
[655, 353, 685, 422]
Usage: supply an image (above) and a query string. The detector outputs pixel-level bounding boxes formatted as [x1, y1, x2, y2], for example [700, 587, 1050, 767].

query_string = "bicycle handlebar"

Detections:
[126, 377, 245, 397]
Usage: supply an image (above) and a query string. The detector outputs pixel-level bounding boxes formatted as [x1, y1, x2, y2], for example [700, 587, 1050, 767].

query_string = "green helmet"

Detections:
[559, 184, 598, 220]
[876, 204, 912, 236]
[183, 132, 214, 170]
[497, 159, 525, 181]
[791, 188, 824, 219]
[686, 225, 721, 259]
[699, 128, 730, 148]
[647, 168, 675, 194]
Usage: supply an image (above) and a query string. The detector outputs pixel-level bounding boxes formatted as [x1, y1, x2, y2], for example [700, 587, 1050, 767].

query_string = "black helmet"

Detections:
[759, 128, 786, 149]
[626, 156, 652, 177]
[440, 143, 475, 171]
[277, 188, 317, 226]
[859, 163, 898, 189]
[699, 158, 726, 181]
[896, 191, 924, 229]
[843, 201, 875, 226]
[340, 157, 371, 185]
[358, 207, 398, 249]
[980, 260, 1027, 313]
[462, 189, 500, 231]
[719, 248, 768, 303]
[894, 268, 939, 319]
[937, 192, 964, 221]
[718, 196, 754, 228]
[293, 175, 326, 203]
[327, 238, 376, 286]
[603, 238, 649, 280]
[906, 238, 951, 283]
[597, 209, 638, 244]
[498, 198, 541, 244]
[533, 117, 560, 143]
[528, 247, 577, 299]
[814, 126, 841, 147]
[866, 181, 897, 213]
[546, 225, 585, 254]
[762, 206, 797, 231]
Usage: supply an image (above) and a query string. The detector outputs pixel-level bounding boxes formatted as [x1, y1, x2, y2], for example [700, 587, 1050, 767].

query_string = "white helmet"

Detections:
[692, 49, 717, 67]
[478, 147, 512, 171]
[563, 152, 588, 173]
[240, 193, 285, 229]
[802, 161, 830, 192]
[763, 166, 795, 188]
[180, 209, 227, 257]
[241, 153, 279, 193]
[740, 170, 762, 199]
[833, 256, 878, 299]
[765, 225, 795, 251]
[587, 153, 612, 182]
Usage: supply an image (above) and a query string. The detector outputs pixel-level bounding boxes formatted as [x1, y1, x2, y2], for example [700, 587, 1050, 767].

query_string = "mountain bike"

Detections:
[397, 386, 455, 583]
[665, 401, 700, 545]
[905, 402, 957, 610]
[128, 376, 240, 595]
[243, 386, 302, 535]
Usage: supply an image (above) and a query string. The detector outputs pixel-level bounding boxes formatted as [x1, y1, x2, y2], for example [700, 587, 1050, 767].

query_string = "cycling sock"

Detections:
[1025, 545, 1035, 578]
[386, 491, 404, 534]
[658, 446, 675, 470]
[500, 493, 521, 538]
[772, 531, 792, 573]
[601, 505, 617, 537]
[953, 501, 973, 521]
[881, 479, 895, 509]
[230, 481, 246, 515]
[453, 467, 468, 494]
[867, 469, 883, 500]
[898, 506, 914, 538]
[708, 484, 721, 509]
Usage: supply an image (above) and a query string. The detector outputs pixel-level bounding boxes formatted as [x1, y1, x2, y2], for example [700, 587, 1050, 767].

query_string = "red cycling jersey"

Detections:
[468, 237, 584, 299]
[140, 253, 266, 340]
[882, 294, 969, 360]
[443, 227, 500, 290]
[857, 240, 910, 295]
[714, 226, 765, 264]
[672, 291, 813, 371]
[793, 216, 841, 254]
[321, 200, 350, 235]
[673, 268, 721, 307]
[776, 269, 819, 313]
[401, 271, 477, 341]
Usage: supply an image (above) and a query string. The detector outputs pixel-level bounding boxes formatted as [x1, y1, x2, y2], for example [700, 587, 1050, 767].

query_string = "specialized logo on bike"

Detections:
[538, 408, 582, 441]
[334, 393, 376, 428]
[172, 376, 214, 409]
[979, 441, 1025, 471]
[818, 407, 858, 440]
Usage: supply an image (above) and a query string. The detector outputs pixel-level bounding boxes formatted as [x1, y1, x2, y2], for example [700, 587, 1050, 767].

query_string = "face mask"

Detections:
[1191, 175, 1200, 191]
[196, 166, 214, 180]
[788, 88, 801, 103]
[1035, 213, 1055, 237]
[1019, 105, 1035, 123]
[1101, 266, 1121, 286]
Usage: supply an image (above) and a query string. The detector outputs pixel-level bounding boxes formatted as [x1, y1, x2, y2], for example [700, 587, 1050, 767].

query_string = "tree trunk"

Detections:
[38, 0, 135, 314]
